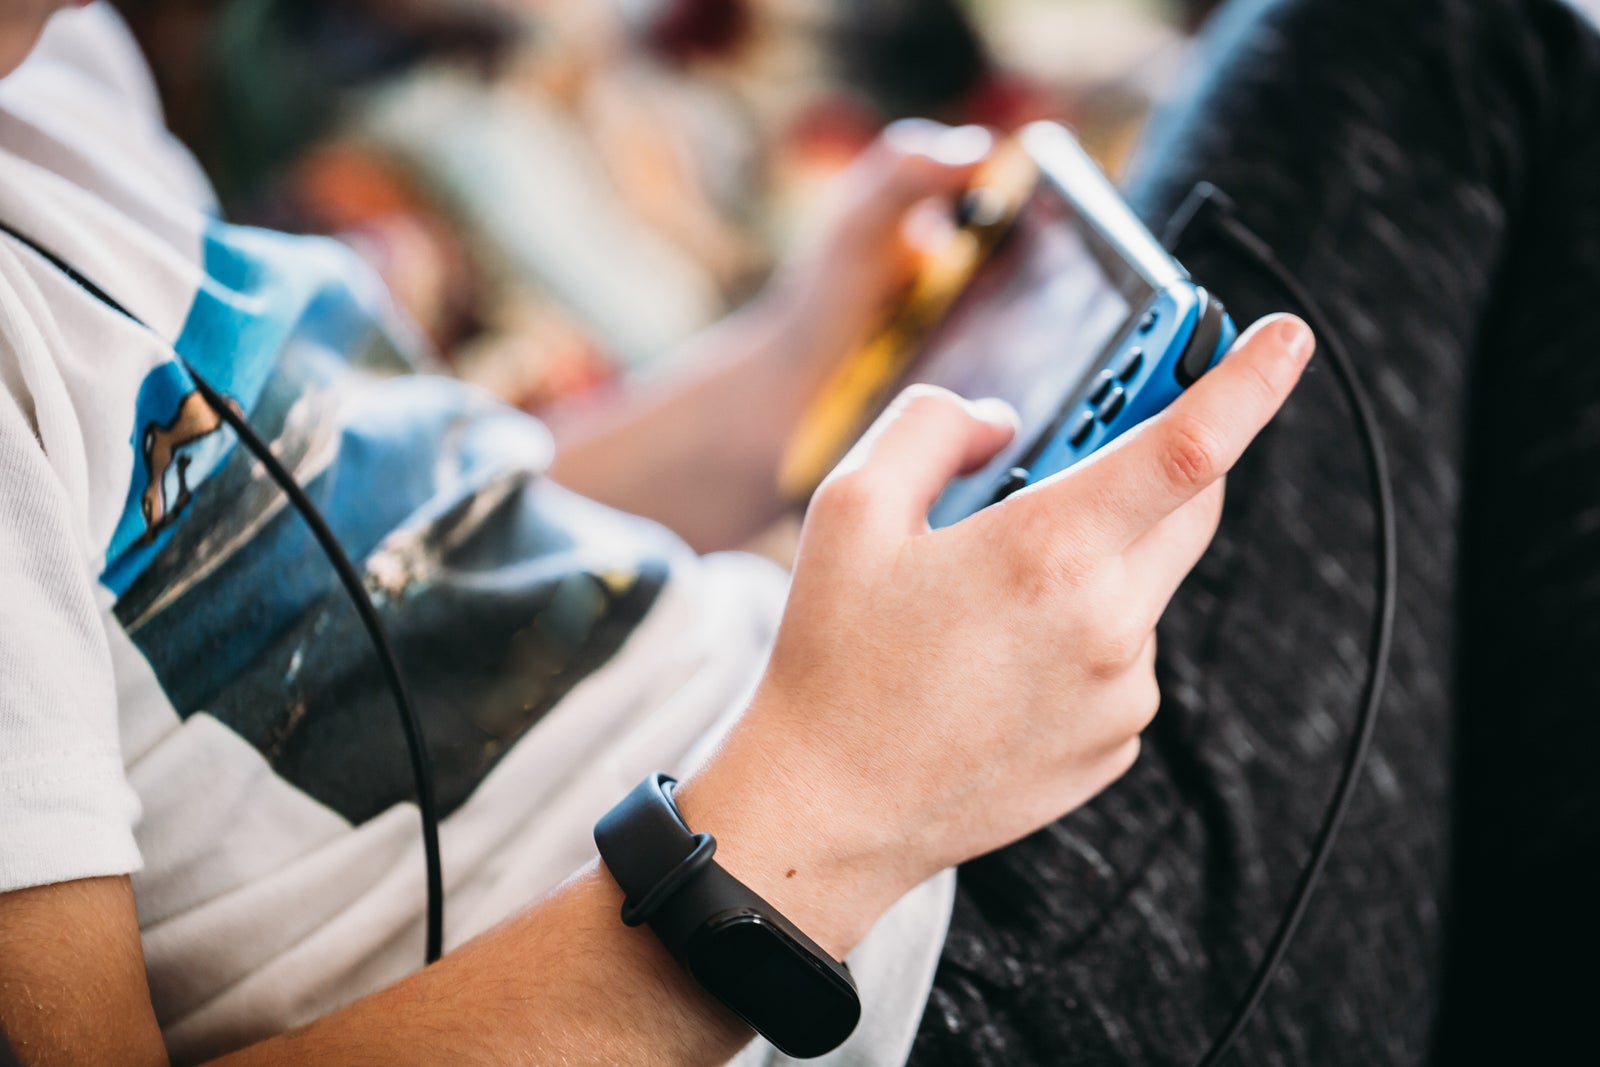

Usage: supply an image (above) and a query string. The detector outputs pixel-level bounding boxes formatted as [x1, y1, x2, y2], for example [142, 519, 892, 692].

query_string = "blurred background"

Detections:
[111, 0, 1224, 414]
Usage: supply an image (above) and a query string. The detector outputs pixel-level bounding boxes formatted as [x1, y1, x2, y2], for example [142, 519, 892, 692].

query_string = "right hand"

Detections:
[676, 313, 1315, 957]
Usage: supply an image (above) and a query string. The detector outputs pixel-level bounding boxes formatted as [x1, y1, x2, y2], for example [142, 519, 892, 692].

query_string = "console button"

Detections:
[990, 467, 1030, 504]
[1138, 309, 1159, 333]
[1096, 385, 1127, 422]
[1068, 411, 1096, 448]
[1088, 370, 1116, 406]
[1116, 348, 1144, 382]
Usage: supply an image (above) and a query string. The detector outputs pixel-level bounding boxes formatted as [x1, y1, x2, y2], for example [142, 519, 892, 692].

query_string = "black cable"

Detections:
[183, 370, 446, 966]
[1173, 193, 1398, 1065]
[0, 218, 446, 966]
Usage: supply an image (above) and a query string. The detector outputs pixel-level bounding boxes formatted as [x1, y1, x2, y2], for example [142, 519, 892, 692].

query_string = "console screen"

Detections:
[909, 177, 1155, 476]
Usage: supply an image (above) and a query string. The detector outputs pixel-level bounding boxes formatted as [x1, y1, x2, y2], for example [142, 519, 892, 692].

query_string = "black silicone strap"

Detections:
[593, 774, 848, 963]
[594, 773, 719, 929]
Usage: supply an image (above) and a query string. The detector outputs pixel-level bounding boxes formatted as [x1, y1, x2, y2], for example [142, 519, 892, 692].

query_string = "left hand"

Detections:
[543, 121, 993, 551]
[758, 120, 995, 398]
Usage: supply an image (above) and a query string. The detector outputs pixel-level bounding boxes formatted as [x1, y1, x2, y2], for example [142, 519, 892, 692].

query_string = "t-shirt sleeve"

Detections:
[0, 382, 141, 894]
[11, 3, 219, 219]
[29, 3, 168, 133]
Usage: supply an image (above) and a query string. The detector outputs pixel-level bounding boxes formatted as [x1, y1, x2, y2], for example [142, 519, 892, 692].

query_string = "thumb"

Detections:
[819, 386, 1018, 535]
[842, 121, 994, 247]
[880, 119, 994, 190]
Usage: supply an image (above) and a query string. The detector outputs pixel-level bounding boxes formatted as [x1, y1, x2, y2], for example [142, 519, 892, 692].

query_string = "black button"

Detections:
[1088, 370, 1116, 406]
[956, 188, 1006, 230]
[1138, 309, 1159, 333]
[1068, 411, 1096, 448]
[1096, 385, 1127, 422]
[990, 467, 1030, 504]
[1116, 348, 1144, 382]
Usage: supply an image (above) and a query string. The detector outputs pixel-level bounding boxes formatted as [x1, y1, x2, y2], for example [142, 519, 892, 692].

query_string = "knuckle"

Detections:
[1113, 737, 1142, 777]
[1131, 673, 1162, 731]
[1162, 414, 1225, 492]
[1084, 622, 1146, 682]
[811, 470, 879, 526]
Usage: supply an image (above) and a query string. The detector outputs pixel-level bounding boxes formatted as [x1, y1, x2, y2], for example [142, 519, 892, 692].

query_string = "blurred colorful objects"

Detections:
[115, 0, 1196, 413]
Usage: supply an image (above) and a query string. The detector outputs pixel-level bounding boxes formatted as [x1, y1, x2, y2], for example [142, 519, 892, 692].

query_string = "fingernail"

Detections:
[931, 125, 993, 166]
[883, 117, 944, 155]
[971, 396, 1020, 429]
[887, 119, 992, 166]
[1274, 315, 1315, 362]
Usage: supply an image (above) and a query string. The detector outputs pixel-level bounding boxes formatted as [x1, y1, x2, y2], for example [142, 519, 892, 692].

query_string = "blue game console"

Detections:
[918, 122, 1237, 527]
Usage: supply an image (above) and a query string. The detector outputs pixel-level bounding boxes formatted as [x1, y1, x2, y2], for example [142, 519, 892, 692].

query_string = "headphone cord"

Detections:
[182, 370, 446, 966]
[0, 217, 445, 966]
[1169, 190, 1399, 1066]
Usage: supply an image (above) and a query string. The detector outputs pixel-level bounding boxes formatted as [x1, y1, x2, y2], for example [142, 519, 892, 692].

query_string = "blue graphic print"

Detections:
[101, 221, 403, 594]
[102, 220, 671, 825]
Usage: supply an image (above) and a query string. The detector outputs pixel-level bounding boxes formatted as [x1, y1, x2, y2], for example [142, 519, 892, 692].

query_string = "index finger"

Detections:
[1012, 313, 1314, 557]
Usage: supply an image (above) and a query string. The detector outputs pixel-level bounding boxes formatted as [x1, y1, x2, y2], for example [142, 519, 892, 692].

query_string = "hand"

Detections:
[758, 120, 995, 399]
[676, 314, 1316, 957]
[543, 120, 992, 550]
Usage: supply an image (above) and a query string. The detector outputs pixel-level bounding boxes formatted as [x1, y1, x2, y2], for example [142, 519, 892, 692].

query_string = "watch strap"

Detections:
[594, 773, 718, 929]
[592, 773, 846, 961]
[594, 773, 862, 1057]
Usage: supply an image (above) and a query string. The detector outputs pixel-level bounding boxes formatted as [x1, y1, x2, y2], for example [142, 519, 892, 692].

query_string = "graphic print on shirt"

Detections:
[135, 380, 245, 545]
[101, 223, 399, 595]
[106, 221, 670, 824]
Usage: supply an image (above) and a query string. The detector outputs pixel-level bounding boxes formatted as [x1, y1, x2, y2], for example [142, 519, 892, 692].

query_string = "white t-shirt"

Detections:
[0, 6, 952, 1065]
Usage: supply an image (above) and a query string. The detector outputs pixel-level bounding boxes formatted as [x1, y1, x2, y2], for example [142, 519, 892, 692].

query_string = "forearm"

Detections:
[544, 299, 812, 553]
[210, 736, 896, 1067]
[212, 868, 747, 1067]
[541, 123, 996, 551]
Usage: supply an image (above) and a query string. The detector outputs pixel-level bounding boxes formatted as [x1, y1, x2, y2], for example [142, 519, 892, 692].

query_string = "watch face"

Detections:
[687, 913, 861, 1058]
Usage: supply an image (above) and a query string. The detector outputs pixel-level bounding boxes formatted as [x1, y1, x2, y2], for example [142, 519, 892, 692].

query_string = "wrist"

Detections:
[698, 298, 816, 472]
[744, 276, 858, 411]
[671, 723, 915, 960]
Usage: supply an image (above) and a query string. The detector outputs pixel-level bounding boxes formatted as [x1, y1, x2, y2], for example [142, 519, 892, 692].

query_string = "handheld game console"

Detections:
[778, 121, 1237, 527]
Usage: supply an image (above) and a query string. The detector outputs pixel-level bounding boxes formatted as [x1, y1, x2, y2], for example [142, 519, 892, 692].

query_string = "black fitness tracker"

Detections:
[594, 773, 861, 1059]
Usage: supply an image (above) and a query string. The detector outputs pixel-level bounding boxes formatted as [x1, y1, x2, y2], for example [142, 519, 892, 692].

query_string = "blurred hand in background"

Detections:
[759, 119, 993, 399]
